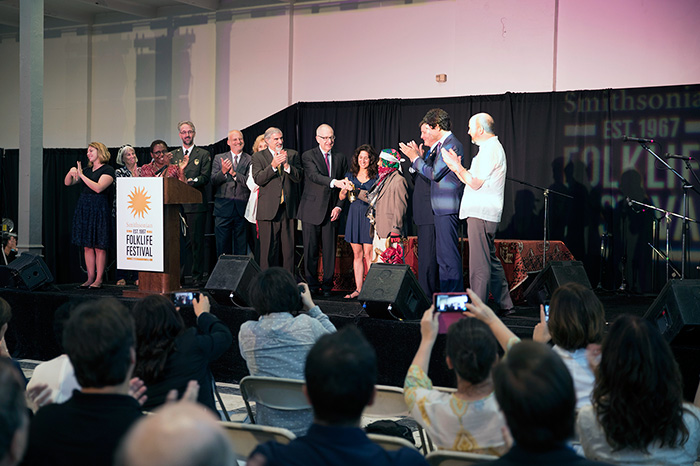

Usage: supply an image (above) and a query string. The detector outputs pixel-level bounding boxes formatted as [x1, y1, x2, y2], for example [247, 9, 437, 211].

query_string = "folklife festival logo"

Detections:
[127, 186, 151, 219]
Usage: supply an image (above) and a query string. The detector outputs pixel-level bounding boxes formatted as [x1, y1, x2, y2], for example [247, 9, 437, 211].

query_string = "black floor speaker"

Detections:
[644, 279, 700, 347]
[524, 260, 591, 306]
[358, 263, 430, 321]
[205, 255, 261, 307]
[0, 253, 54, 290]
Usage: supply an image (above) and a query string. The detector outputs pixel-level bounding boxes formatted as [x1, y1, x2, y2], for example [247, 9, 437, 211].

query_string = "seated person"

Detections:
[577, 314, 700, 465]
[0, 297, 28, 386]
[22, 298, 144, 466]
[0, 357, 29, 466]
[404, 304, 509, 455]
[1, 232, 17, 265]
[532, 282, 605, 409]
[480, 341, 611, 466]
[116, 401, 235, 466]
[247, 326, 428, 466]
[130, 294, 232, 415]
[238, 267, 336, 436]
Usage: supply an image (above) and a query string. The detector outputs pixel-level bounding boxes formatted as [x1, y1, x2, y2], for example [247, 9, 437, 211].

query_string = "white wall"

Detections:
[0, 0, 698, 148]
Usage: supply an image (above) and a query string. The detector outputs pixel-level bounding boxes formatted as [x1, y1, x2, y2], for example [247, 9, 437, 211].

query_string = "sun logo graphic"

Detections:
[127, 186, 152, 219]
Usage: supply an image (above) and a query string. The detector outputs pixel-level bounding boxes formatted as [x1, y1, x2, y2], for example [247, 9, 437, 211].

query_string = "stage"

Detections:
[4, 281, 697, 402]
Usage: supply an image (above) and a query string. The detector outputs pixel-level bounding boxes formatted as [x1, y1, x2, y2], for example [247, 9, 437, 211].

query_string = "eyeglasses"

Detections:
[317, 135, 335, 141]
[153, 150, 167, 155]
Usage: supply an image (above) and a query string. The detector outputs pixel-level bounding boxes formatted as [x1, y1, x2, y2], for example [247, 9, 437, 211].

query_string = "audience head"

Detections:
[130, 295, 186, 384]
[53, 299, 89, 353]
[547, 282, 605, 351]
[493, 341, 576, 451]
[593, 314, 689, 451]
[304, 326, 377, 426]
[63, 298, 135, 389]
[0, 358, 28, 466]
[252, 134, 267, 153]
[248, 267, 302, 317]
[351, 144, 379, 178]
[420, 108, 452, 132]
[0, 297, 11, 331]
[116, 145, 138, 166]
[87, 142, 111, 167]
[446, 317, 499, 385]
[117, 401, 234, 466]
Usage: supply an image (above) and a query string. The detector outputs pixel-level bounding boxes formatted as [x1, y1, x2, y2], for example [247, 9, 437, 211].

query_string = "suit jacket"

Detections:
[412, 133, 465, 216]
[297, 147, 348, 225]
[359, 170, 408, 238]
[171, 146, 212, 214]
[251, 147, 303, 221]
[412, 146, 434, 226]
[211, 151, 251, 217]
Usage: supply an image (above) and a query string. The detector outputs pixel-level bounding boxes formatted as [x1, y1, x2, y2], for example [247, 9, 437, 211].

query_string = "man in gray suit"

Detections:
[211, 130, 251, 256]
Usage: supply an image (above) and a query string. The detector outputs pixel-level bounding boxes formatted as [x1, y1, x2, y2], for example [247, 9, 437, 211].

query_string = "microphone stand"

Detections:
[507, 177, 573, 268]
[636, 141, 700, 278]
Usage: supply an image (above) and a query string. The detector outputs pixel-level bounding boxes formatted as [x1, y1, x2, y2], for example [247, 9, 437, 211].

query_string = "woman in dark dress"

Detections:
[64, 142, 115, 289]
[339, 144, 379, 299]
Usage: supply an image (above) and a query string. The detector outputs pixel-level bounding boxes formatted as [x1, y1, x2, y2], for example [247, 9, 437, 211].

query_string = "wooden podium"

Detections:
[137, 178, 201, 294]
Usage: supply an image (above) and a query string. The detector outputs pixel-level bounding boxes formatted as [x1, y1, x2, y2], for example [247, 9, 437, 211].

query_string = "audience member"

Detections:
[532, 282, 605, 409]
[1, 232, 17, 265]
[116, 401, 235, 466]
[0, 298, 28, 387]
[238, 267, 336, 435]
[0, 358, 29, 466]
[479, 340, 610, 466]
[247, 326, 428, 466]
[130, 293, 232, 415]
[22, 298, 144, 466]
[404, 305, 508, 455]
[577, 314, 700, 465]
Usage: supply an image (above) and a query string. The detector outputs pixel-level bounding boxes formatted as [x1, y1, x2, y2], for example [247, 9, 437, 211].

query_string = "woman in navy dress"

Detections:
[339, 144, 378, 299]
[64, 142, 115, 289]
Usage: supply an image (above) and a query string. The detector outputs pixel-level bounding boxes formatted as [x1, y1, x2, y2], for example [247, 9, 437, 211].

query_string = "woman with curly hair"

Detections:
[577, 314, 700, 465]
[130, 294, 232, 415]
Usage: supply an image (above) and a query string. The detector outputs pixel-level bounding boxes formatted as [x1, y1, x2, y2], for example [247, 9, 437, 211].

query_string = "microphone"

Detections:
[622, 135, 654, 143]
[665, 153, 694, 161]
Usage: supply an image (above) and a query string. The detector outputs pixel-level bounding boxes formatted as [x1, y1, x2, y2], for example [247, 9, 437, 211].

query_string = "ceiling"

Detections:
[0, 0, 381, 35]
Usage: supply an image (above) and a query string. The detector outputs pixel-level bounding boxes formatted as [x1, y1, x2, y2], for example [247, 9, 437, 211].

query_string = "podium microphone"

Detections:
[622, 135, 654, 143]
[665, 153, 694, 161]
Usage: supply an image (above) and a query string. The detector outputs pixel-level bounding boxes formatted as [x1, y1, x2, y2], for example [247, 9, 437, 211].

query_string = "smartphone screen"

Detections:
[544, 304, 550, 321]
[172, 291, 198, 306]
[434, 292, 471, 313]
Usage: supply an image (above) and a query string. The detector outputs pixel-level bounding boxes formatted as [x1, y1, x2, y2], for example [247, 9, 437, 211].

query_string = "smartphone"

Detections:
[172, 291, 199, 306]
[298, 284, 306, 295]
[433, 292, 471, 313]
[544, 304, 550, 321]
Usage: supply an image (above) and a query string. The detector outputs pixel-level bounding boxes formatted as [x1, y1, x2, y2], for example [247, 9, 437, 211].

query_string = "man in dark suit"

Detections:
[251, 127, 303, 274]
[211, 130, 251, 256]
[400, 108, 465, 292]
[171, 120, 212, 286]
[297, 124, 353, 296]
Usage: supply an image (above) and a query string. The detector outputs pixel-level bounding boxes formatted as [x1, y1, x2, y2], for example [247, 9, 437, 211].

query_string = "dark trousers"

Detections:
[182, 211, 206, 283]
[416, 223, 439, 297]
[214, 209, 248, 256]
[302, 218, 337, 291]
[258, 204, 295, 275]
[466, 217, 513, 309]
[436, 213, 463, 292]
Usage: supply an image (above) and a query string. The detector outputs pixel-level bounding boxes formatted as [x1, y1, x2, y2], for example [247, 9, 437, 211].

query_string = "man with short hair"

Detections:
[246, 326, 428, 466]
[481, 341, 610, 465]
[251, 127, 302, 273]
[0, 358, 28, 466]
[171, 120, 212, 286]
[443, 113, 514, 313]
[211, 130, 251, 256]
[400, 108, 465, 293]
[116, 401, 235, 466]
[22, 298, 144, 466]
[297, 124, 351, 296]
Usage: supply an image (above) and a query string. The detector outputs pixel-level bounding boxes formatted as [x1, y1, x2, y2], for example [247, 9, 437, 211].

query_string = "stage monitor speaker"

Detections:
[643, 279, 700, 347]
[0, 253, 54, 291]
[358, 263, 430, 321]
[205, 255, 261, 307]
[524, 260, 591, 306]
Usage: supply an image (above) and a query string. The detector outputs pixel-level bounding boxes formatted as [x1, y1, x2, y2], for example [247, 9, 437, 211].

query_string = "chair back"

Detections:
[367, 433, 418, 451]
[426, 450, 499, 466]
[363, 384, 409, 418]
[239, 376, 310, 423]
[219, 421, 295, 461]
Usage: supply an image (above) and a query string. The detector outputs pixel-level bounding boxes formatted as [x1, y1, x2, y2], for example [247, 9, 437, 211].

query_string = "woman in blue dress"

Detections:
[64, 142, 115, 289]
[339, 144, 378, 299]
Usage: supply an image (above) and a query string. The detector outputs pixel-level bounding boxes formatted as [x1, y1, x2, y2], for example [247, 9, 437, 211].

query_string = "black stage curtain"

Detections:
[2, 84, 699, 291]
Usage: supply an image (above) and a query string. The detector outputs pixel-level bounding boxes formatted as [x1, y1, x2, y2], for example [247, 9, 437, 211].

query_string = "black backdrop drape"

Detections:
[2, 83, 699, 292]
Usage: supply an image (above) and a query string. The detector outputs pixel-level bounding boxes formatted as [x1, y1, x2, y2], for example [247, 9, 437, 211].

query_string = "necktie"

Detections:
[324, 152, 331, 175]
[278, 152, 285, 204]
[233, 154, 238, 170]
[184, 148, 189, 157]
